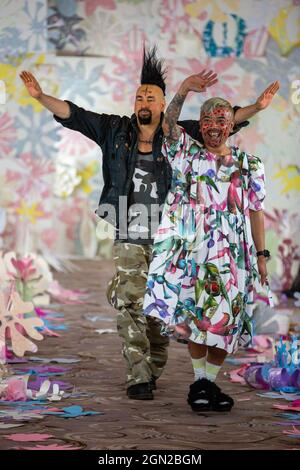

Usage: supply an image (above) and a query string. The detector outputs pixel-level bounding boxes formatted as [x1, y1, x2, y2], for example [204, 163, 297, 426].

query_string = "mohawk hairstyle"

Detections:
[140, 46, 167, 95]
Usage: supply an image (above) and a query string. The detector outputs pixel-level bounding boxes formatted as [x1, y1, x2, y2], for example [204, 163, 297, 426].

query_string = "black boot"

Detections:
[187, 378, 213, 411]
[149, 376, 157, 391]
[211, 382, 234, 412]
[126, 383, 153, 400]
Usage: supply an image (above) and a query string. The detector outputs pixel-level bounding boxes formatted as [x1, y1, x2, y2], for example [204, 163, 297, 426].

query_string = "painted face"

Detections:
[134, 84, 165, 125]
[200, 107, 234, 148]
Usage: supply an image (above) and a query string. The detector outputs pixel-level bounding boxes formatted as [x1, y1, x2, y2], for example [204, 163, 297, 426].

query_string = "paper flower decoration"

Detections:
[48, 280, 87, 304]
[76, 161, 99, 194]
[274, 165, 300, 194]
[268, 5, 300, 56]
[54, 161, 81, 198]
[15, 201, 48, 225]
[2, 252, 53, 303]
[1, 376, 28, 401]
[43, 405, 102, 418]
[242, 337, 300, 392]
[0, 290, 44, 357]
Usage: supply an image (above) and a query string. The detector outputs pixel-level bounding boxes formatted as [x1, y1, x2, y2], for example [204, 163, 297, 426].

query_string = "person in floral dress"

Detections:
[143, 71, 270, 412]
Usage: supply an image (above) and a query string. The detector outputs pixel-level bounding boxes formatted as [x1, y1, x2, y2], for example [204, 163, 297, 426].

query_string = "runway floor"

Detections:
[0, 259, 297, 450]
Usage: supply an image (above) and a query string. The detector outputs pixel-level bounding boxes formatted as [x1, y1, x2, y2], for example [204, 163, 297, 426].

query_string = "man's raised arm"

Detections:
[234, 81, 280, 124]
[163, 70, 218, 144]
[20, 71, 70, 119]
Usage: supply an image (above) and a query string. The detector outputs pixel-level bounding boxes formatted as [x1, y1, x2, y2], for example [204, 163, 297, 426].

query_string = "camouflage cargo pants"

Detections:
[106, 242, 169, 388]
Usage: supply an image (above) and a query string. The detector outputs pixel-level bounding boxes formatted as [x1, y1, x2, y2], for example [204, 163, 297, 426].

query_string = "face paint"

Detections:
[200, 107, 234, 148]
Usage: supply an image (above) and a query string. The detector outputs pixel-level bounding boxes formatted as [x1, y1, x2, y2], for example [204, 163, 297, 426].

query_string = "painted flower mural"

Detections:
[0, 0, 298, 289]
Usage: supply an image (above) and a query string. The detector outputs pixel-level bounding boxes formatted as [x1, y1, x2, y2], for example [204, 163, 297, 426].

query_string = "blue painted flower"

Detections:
[207, 238, 215, 248]
[205, 169, 216, 178]
[251, 181, 261, 192]
[15, 107, 59, 159]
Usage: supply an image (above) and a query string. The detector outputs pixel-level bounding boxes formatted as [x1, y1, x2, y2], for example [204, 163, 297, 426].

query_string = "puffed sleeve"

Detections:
[247, 155, 266, 211]
[162, 127, 201, 170]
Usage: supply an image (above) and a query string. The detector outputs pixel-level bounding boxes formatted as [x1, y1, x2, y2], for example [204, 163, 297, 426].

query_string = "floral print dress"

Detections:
[143, 128, 266, 353]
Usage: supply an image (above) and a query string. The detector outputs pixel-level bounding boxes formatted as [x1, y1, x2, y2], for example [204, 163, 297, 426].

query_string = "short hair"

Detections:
[201, 97, 234, 119]
[140, 46, 167, 95]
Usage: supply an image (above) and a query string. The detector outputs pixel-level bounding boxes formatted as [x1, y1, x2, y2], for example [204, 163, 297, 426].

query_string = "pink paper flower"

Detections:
[10, 257, 36, 282]
[4, 378, 27, 402]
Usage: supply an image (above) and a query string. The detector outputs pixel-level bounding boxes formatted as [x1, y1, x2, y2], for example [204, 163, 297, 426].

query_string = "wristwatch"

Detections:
[256, 249, 270, 259]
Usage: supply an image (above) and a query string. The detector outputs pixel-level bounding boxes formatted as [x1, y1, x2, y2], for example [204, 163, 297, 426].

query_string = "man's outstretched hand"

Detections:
[256, 81, 280, 110]
[181, 70, 218, 95]
[20, 71, 43, 99]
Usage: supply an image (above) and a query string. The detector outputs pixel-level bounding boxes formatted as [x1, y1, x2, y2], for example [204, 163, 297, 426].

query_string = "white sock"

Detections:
[191, 356, 206, 381]
[205, 361, 222, 382]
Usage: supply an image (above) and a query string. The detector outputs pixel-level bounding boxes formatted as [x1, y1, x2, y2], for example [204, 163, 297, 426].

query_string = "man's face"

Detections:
[134, 84, 165, 125]
[200, 106, 234, 148]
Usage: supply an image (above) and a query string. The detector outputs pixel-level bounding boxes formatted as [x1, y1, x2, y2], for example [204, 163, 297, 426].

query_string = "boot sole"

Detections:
[188, 397, 211, 412]
[211, 405, 233, 412]
[190, 404, 211, 412]
[127, 394, 153, 400]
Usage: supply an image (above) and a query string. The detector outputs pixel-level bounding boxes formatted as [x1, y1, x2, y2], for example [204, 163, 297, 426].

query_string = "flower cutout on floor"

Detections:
[0, 289, 44, 357]
[43, 405, 102, 418]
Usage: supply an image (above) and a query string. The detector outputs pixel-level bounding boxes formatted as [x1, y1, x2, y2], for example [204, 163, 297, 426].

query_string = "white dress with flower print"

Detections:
[143, 129, 266, 353]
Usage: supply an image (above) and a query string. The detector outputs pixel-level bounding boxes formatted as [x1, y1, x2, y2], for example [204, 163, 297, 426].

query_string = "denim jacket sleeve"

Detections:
[53, 100, 111, 146]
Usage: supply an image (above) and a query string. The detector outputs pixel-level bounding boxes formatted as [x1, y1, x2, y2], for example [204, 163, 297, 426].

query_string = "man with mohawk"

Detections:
[20, 47, 278, 400]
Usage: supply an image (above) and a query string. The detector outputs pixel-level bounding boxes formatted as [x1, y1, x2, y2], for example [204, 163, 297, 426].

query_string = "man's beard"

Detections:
[138, 109, 152, 125]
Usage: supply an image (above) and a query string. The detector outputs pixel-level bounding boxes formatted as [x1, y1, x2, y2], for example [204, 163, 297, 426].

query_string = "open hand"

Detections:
[181, 70, 218, 94]
[256, 81, 280, 110]
[20, 70, 43, 99]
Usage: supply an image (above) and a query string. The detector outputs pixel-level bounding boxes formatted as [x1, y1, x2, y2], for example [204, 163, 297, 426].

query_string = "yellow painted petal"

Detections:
[76, 161, 98, 194]
[0, 54, 51, 111]
[15, 202, 46, 224]
[185, 0, 239, 22]
[274, 165, 300, 193]
[268, 6, 300, 56]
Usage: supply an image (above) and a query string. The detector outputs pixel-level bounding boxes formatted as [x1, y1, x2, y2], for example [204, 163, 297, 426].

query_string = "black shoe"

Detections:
[126, 383, 153, 400]
[187, 378, 213, 412]
[210, 383, 234, 412]
[149, 376, 157, 391]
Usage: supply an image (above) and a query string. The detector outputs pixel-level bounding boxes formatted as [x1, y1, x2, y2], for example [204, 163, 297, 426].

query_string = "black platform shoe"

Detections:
[211, 382, 234, 412]
[187, 378, 213, 411]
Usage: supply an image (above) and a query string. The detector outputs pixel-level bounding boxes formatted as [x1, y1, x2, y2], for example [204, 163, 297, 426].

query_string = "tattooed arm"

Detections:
[162, 89, 188, 144]
[163, 70, 218, 145]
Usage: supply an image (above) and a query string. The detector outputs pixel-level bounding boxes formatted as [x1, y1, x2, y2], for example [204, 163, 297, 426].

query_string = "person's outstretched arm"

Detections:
[20, 71, 70, 119]
[163, 70, 218, 144]
[234, 81, 280, 124]
[20, 70, 110, 145]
